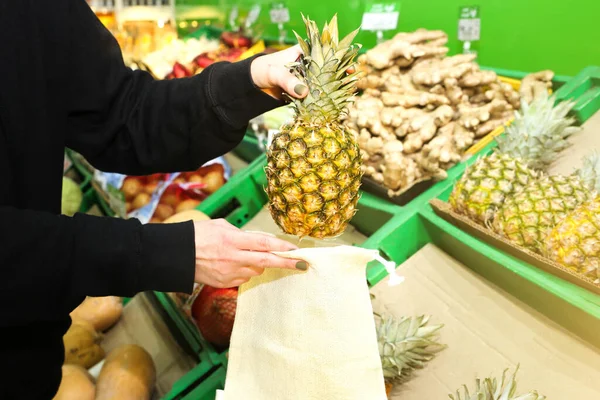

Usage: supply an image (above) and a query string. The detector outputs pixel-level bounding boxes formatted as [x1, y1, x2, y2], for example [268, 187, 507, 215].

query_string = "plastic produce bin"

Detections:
[553, 65, 600, 123]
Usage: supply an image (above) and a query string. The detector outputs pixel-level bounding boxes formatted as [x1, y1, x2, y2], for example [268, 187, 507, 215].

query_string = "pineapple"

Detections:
[449, 92, 580, 225]
[449, 365, 546, 400]
[265, 15, 363, 238]
[492, 152, 600, 254]
[543, 198, 600, 282]
[376, 314, 446, 387]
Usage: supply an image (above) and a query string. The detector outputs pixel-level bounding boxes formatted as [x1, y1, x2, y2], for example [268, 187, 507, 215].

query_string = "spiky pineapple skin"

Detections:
[543, 199, 600, 282]
[449, 153, 536, 225]
[264, 15, 363, 239]
[449, 92, 580, 226]
[491, 175, 593, 254]
[265, 122, 362, 238]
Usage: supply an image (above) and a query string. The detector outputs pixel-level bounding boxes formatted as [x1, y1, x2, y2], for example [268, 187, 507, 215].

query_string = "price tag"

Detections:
[228, 5, 238, 29]
[458, 6, 480, 41]
[270, 4, 290, 24]
[245, 4, 262, 28]
[361, 3, 400, 32]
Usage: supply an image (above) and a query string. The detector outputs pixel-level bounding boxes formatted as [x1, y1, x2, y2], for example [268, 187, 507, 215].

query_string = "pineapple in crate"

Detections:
[492, 152, 600, 254]
[449, 92, 580, 226]
[543, 190, 600, 283]
[265, 15, 363, 239]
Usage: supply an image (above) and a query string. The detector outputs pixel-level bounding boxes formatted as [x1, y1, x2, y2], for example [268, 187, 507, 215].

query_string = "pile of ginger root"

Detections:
[343, 28, 554, 197]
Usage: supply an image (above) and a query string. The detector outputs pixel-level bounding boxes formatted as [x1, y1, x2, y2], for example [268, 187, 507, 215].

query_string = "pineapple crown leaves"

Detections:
[574, 150, 600, 193]
[494, 91, 581, 172]
[376, 314, 447, 384]
[286, 14, 363, 124]
[448, 365, 546, 400]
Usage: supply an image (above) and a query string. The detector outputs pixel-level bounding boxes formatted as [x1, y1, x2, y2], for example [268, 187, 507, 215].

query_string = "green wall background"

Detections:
[175, 0, 600, 77]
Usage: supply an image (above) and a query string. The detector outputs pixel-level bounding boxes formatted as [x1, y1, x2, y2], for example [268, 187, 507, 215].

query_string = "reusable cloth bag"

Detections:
[217, 244, 403, 400]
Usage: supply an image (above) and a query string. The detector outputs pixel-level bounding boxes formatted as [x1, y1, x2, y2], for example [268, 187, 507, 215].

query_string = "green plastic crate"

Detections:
[166, 365, 227, 400]
[364, 206, 600, 350]
[553, 65, 600, 123]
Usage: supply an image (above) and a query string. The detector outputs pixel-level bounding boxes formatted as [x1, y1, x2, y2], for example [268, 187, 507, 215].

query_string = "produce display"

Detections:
[265, 15, 363, 239]
[54, 4, 600, 399]
[92, 158, 229, 223]
[54, 297, 157, 399]
[447, 90, 600, 285]
[344, 28, 555, 198]
[449, 92, 580, 225]
[491, 152, 600, 254]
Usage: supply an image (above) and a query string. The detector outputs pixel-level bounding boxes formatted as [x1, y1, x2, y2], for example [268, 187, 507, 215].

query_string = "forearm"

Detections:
[64, 0, 283, 175]
[0, 206, 195, 324]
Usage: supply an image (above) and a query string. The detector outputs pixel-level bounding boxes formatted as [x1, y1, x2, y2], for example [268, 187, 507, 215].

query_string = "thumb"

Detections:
[272, 67, 309, 99]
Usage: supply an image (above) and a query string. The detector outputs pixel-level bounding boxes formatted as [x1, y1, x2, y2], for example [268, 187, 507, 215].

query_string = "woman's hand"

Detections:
[193, 219, 304, 288]
[250, 44, 357, 101]
[250, 45, 308, 100]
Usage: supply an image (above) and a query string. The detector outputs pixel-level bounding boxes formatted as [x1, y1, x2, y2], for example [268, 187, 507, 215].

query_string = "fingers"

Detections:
[230, 231, 298, 252]
[241, 251, 302, 270]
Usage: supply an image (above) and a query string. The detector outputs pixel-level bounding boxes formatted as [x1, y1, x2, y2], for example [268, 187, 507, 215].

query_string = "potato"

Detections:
[63, 320, 105, 369]
[203, 171, 225, 194]
[175, 199, 201, 213]
[70, 296, 123, 332]
[121, 178, 142, 201]
[144, 181, 158, 195]
[95, 345, 156, 400]
[132, 193, 151, 210]
[159, 193, 178, 207]
[52, 364, 95, 400]
[188, 174, 204, 184]
[154, 204, 174, 220]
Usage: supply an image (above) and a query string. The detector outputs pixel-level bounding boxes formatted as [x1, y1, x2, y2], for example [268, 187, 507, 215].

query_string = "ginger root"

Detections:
[364, 29, 448, 70]
[458, 99, 510, 129]
[520, 70, 554, 104]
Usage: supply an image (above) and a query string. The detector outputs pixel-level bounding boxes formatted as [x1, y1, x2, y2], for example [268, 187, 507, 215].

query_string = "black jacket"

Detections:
[0, 1, 281, 397]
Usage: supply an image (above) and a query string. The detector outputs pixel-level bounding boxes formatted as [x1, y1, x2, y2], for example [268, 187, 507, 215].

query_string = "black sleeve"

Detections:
[0, 206, 195, 324]
[65, 0, 283, 175]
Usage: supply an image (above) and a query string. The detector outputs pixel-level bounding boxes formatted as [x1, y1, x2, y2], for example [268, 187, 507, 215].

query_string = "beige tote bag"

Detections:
[216, 244, 403, 400]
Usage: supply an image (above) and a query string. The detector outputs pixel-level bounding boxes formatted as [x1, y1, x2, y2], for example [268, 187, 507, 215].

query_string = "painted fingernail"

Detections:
[295, 261, 308, 271]
[294, 84, 308, 96]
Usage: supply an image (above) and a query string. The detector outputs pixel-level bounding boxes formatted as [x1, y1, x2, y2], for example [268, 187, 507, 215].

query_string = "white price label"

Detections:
[361, 11, 399, 31]
[228, 6, 238, 28]
[270, 7, 290, 24]
[245, 5, 261, 27]
[458, 18, 480, 41]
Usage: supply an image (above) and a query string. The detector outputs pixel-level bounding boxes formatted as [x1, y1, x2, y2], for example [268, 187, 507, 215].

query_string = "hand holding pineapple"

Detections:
[251, 45, 309, 101]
